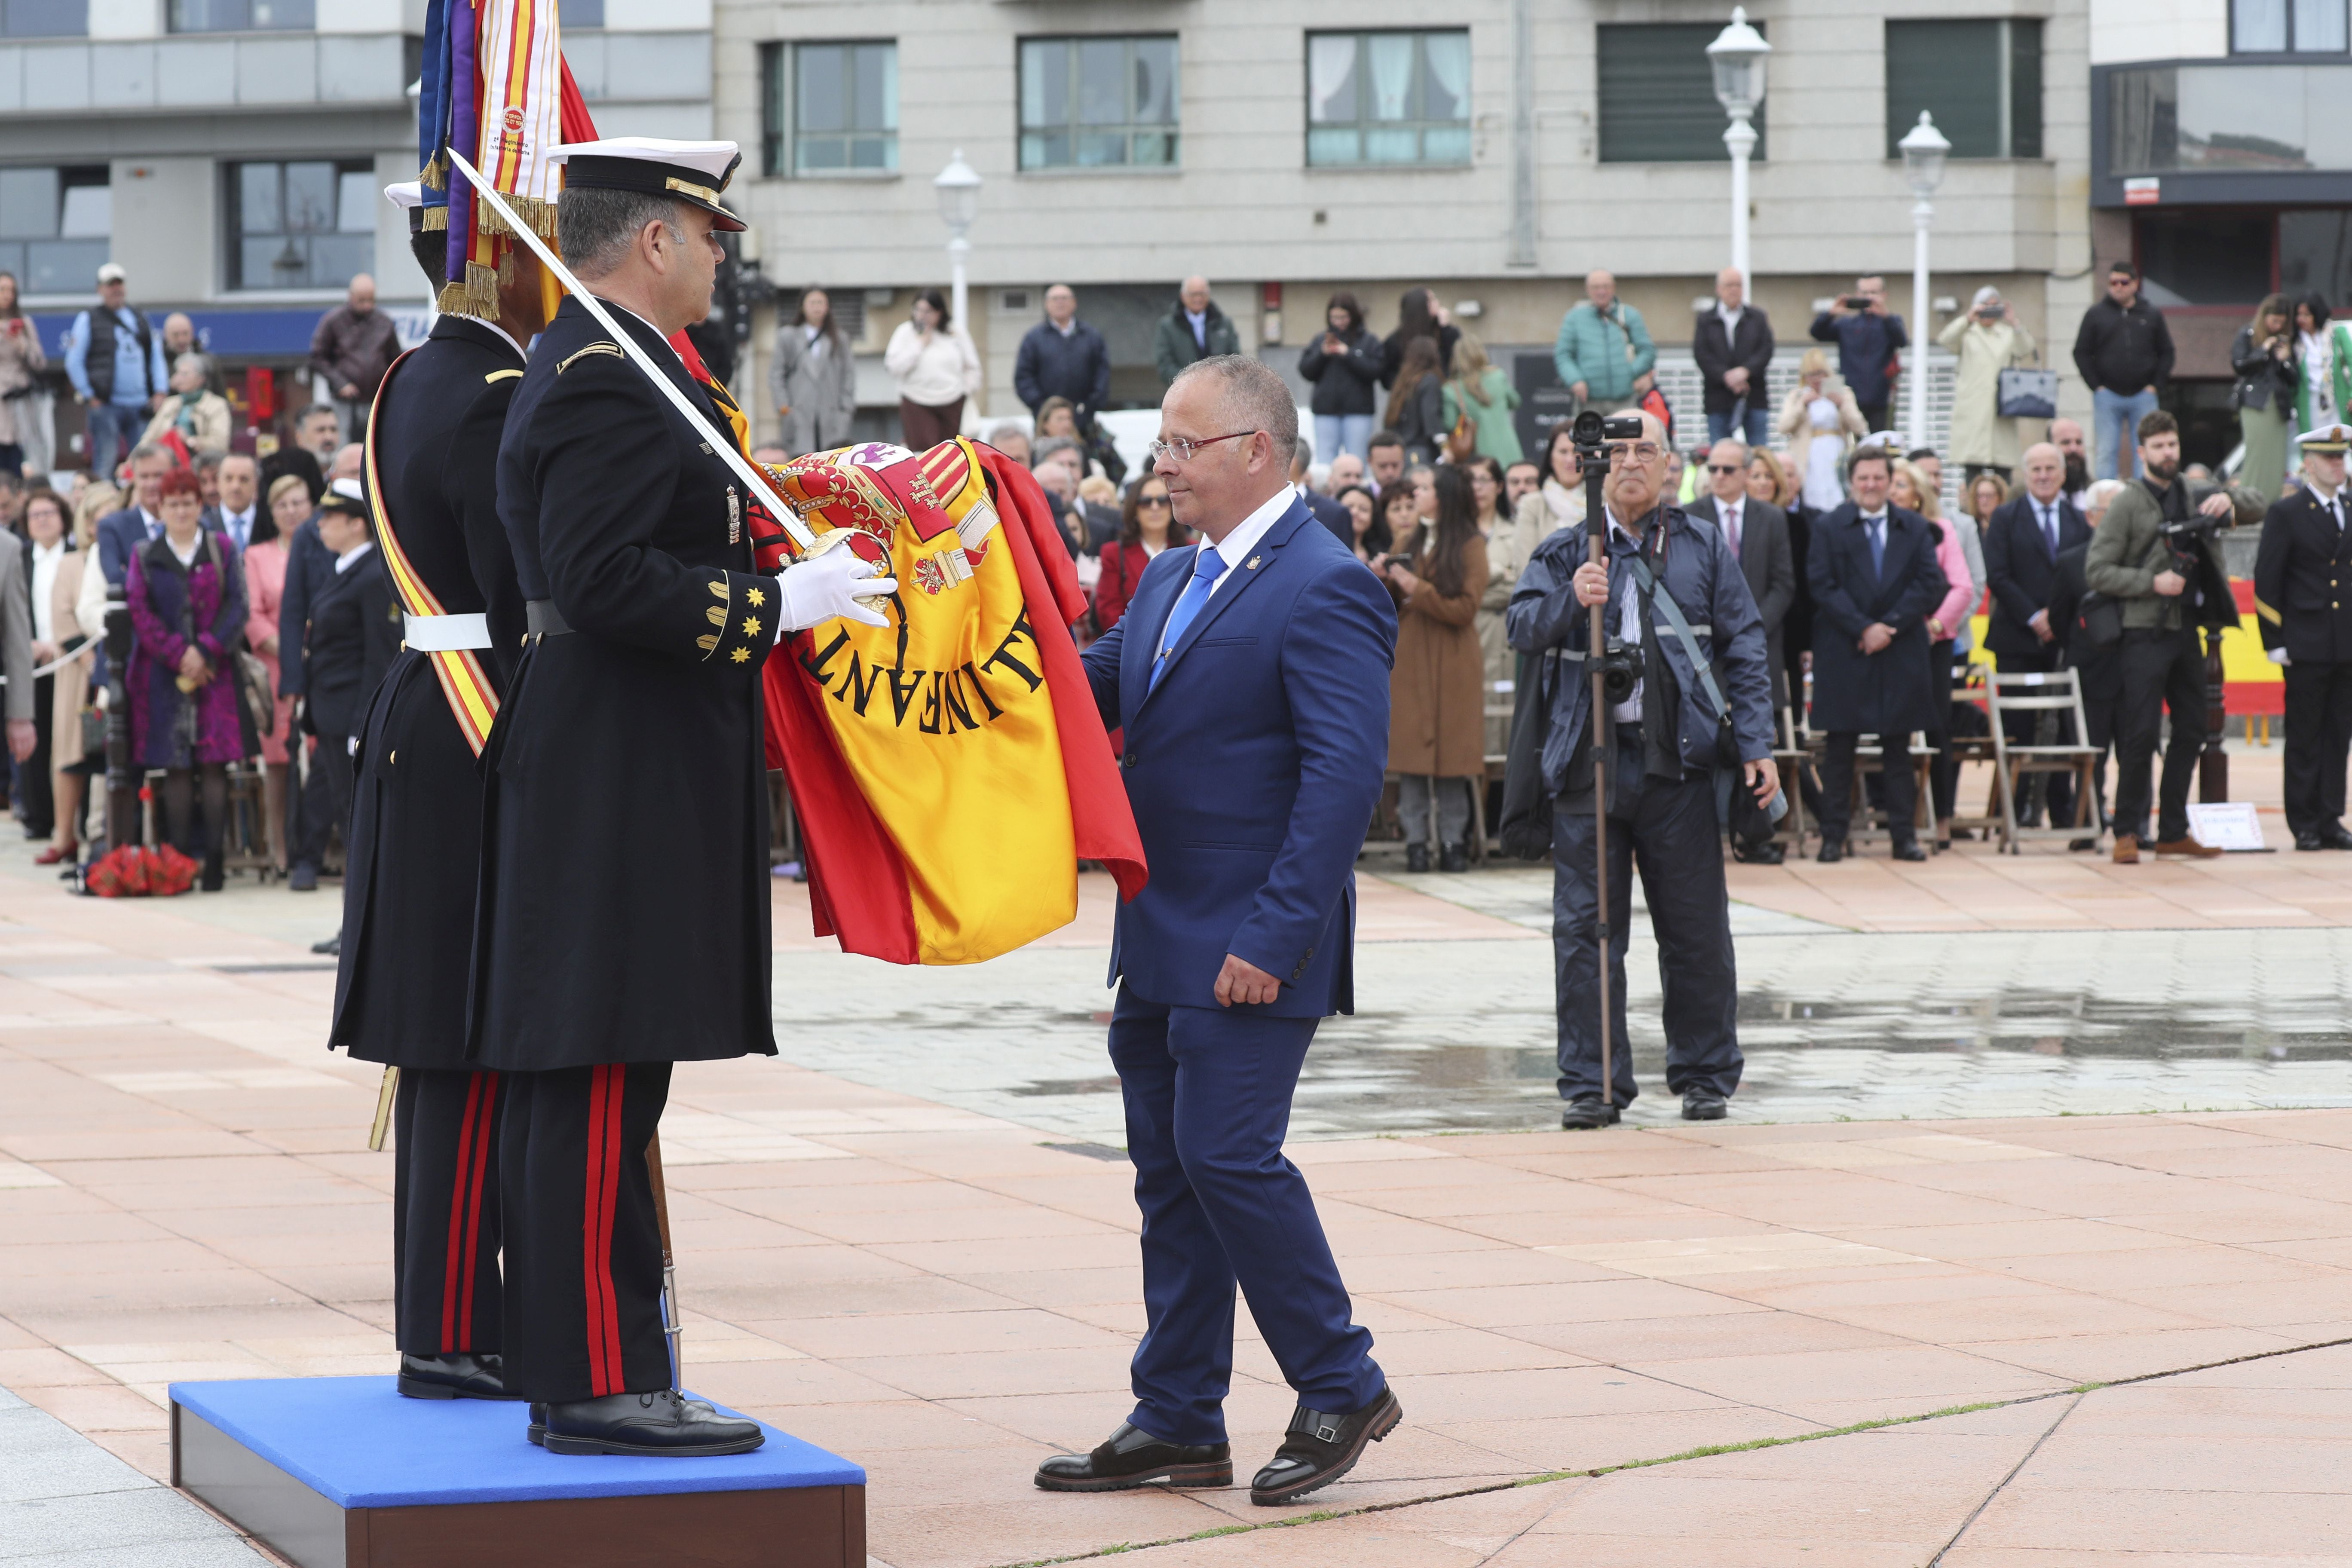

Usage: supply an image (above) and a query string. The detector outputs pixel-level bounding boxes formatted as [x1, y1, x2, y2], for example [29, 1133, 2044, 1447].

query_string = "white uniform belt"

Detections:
[404, 612, 492, 652]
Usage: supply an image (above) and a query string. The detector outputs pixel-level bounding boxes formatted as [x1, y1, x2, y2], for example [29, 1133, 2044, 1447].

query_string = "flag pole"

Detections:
[368, 1066, 398, 1152]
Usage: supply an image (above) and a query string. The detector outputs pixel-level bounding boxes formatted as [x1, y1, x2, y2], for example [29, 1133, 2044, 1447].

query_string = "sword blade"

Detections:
[444, 150, 814, 549]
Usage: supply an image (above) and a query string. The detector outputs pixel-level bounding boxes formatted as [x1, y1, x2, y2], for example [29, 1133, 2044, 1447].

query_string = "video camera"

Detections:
[1570, 410, 1648, 703]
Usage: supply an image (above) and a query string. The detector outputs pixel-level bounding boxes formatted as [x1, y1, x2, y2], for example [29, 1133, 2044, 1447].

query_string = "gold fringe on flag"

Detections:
[420, 206, 450, 232]
[473, 192, 559, 241]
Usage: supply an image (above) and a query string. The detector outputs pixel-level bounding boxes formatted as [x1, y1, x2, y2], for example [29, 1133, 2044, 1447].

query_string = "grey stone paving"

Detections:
[770, 870, 2352, 1139]
[0, 1386, 264, 1565]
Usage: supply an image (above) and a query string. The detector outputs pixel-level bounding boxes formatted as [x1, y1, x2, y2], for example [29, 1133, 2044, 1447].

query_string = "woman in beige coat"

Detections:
[140, 353, 233, 457]
[1939, 287, 2039, 480]
[40, 495, 107, 864]
[1467, 456, 1527, 759]
[1777, 349, 1868, 515]
[0, 271, 47, 474]
[1378, 465, 1489, 873]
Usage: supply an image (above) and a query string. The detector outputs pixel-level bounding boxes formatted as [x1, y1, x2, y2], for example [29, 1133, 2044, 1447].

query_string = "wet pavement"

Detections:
[771, 867, 2352, 1141]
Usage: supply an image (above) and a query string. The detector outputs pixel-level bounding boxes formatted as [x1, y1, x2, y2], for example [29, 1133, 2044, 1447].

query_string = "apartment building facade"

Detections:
[716, 0, 2096, 459]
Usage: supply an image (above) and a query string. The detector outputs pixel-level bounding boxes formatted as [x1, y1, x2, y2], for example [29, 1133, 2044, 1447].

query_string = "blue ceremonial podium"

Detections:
[169, 1378, 865, 1568]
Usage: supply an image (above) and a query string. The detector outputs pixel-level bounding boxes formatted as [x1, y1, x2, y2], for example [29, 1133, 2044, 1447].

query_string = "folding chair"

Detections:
[1808, 729, 1936, 846]
[1941, 661, 2006, 845]
[1770, 704, 1810, 850]
[1984, 666, 2102, 853]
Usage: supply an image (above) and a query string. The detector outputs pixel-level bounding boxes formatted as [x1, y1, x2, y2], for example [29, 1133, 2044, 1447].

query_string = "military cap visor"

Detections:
[549, 138, 747, 232]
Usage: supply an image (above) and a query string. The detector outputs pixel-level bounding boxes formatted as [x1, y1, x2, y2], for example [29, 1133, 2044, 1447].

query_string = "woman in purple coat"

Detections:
[126, 465, 251, 890]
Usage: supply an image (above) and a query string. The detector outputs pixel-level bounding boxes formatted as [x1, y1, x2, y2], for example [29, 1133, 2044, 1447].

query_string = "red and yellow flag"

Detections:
[761, 440, 1145, 965]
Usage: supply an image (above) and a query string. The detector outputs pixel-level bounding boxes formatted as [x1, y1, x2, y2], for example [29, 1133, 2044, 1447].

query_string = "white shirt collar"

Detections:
[1198, 485, 1296, 599]
[1052, 318, 1077, 337]
[472, 317, 529, 362]
[1718, 302, 1744, 327]
[334, 540, 374, 574]
[31, 538, 63, 563]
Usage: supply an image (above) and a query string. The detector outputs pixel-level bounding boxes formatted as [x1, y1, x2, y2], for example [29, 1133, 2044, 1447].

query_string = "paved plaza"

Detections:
[2, 755, 2351, 1566]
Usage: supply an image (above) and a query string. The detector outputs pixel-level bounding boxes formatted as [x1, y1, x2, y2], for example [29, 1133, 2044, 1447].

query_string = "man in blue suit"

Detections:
[1038, 356, 1401, 1507]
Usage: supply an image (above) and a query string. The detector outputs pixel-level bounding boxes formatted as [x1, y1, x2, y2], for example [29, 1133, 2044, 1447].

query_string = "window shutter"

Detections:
[1597, 23, 1766, 164]
[1886, 21, 2004, 159]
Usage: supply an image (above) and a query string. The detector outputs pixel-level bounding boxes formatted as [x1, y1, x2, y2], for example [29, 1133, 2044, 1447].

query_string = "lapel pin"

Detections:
[1247, 555, 1262, 570]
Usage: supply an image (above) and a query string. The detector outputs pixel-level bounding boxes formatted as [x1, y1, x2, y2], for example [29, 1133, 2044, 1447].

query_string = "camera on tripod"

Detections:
[1570, 408, 1648, 467]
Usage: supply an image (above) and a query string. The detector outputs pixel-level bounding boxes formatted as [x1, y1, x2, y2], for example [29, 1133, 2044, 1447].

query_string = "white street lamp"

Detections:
[1706, 7, 1771, 288]
[933, 148, 982, 341]
[1897, 110, 1951, 449]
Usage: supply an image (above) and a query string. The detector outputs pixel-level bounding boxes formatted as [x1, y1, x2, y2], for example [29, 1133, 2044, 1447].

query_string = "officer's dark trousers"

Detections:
[2113, 627, 2205, 843]
[1551, 729, 1743, 1106]
[2282, 659, 2352, 834]
[1108, 988, 1384, 1446]
[294, 733, 355, 873]
[1817, 732, 1920, 849]
[498, 1063, 672, 1405]
[392, 1067, 504, 1357]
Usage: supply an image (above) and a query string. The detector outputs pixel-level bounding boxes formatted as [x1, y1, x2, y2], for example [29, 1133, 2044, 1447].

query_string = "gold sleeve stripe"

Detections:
[557, 342, 625, 374]
[484, 368, 523, 384]
[2254, 594, 2284, 625]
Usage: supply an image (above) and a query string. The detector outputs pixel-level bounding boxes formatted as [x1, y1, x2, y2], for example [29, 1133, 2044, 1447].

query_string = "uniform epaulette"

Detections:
[557, 342, 625, 374]
[485, 368, 523, 384]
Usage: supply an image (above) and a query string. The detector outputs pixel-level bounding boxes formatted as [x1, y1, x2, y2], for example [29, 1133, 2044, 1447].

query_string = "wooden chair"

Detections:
[1941, 661, 2007, 846]
[1983, 666, 2102, 853]
[1770, 704, 1810, 849]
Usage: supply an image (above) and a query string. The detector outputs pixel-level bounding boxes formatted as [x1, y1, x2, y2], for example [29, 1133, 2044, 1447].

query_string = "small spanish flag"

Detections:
[761, 440, 1146, 965]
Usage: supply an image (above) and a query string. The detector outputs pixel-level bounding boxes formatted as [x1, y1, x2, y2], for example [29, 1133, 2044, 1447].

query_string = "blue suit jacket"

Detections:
[1080, 496, 1396, 1018]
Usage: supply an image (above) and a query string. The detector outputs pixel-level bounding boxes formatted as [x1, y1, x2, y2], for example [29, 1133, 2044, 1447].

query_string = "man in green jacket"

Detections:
[1153, 277, 1242, 390]
[2084, 408, 2263, 863]
[1552, 270, 1655, 414]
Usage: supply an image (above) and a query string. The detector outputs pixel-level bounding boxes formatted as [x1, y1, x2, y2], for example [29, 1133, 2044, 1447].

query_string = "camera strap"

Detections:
[1625, 553, 1730, 730]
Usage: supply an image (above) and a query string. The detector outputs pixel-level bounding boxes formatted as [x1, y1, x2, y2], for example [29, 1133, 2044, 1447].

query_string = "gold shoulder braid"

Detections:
[557, 342, 625, 374]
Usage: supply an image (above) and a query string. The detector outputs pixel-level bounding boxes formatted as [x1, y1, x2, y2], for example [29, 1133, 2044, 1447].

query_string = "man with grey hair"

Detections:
[1041, 353, 1402, 1506]
[309, 273, 399, 443]
[1152, 276, 1240, 390]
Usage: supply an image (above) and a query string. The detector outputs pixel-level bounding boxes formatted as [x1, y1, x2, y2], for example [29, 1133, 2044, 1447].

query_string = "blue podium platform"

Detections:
[168, 1377, 865, 1568]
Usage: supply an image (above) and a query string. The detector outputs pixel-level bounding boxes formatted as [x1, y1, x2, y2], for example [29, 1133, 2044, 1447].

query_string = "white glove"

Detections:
[774, 545, 897, 631]
[2269, 646, 2290, 666]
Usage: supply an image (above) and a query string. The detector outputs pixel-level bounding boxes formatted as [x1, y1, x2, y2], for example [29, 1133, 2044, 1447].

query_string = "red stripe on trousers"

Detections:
[439, 1073, 485, 1353]
[581, 1066, 612, 1395]
[456, 1072, 498, 1351]
[594, 1069, 626, 1390]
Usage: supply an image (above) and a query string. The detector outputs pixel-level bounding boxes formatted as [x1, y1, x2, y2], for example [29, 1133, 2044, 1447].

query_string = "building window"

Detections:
[0, 166, 107, 296]
[2282, 208, 2352, 300]
[1886, 20, 2042, 159]
[2135, 211, 2276, 306]
[1020, 35, 1178, 170]
[765, 40, 898, 176]
[168, 0, 313, 30]
[3, 0, 86, 37]
[558, 0, 602, 27]
[1596, 24, 1767, 163]
[1306, 30, 1467, 167]
[226, 160, 375, 292]
[2233, 0, 2349, 53]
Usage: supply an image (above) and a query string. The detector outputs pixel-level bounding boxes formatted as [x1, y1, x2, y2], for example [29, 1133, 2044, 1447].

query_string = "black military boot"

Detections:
[541, 1390, 764, 1457]
[398, 1352, 523, 1401]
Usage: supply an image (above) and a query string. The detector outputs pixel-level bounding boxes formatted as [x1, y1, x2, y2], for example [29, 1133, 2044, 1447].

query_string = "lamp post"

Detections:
[1896, 110, 1950, 450]
[1706, 8, 1770, 288]
[933, 149, 982, 344]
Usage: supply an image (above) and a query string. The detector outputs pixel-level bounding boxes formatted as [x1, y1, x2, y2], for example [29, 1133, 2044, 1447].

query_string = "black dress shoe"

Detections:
[1892, 841, 1927, 863]
[288, 862, 318, 892]
[1732, 840, 1785, 865]
[2297, 830, 2326, 851]
[398, 1352, 524, 1401]
[2322, 824, 2352, 850]
[1560, 1096, 1621, 1131]
[1437, 844, 1469, 873]
[528, 1402, 545, 1444]
[1682, 1093, 1728, 1121]
[541, 1390, 764, 1456]
[1250, 1387, 1402, 1506]
[312, 932, 341, 956]
[1816, 838, 1845, 864]
[1405, 843, 1430, 874]
[2069, 837, 2099, 852]
[1035, 1421, 1232, 1492]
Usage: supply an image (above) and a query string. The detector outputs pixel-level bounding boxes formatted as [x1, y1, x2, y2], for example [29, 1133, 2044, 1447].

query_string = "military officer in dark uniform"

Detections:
[330, 182, 551, 1402]
[293, 478, 401, 884]
[477, 138, 891, 1458]
[2254, 424, 2352, 851]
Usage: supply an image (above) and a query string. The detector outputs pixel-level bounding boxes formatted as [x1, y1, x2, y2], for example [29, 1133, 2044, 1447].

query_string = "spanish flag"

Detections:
[761, 440, 1146, 965]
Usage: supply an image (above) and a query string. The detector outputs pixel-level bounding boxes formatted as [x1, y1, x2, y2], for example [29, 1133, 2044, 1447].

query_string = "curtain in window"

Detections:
[2235, 0, 2288, 51]
[1308, 34, 1355, 121]
[1368, 34, 1413, 121]
[1422, 31, 1469, 121]
[2294, 0, 2346, 51]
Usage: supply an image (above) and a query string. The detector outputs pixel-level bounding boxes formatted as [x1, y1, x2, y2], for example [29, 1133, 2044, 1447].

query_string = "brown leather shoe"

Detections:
[2153, 835, 2224, 859]
[2111, 833, 2139, 864]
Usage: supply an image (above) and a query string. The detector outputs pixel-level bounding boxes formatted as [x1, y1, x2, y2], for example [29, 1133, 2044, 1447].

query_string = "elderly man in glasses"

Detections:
[1507, 410, 1780, 1129]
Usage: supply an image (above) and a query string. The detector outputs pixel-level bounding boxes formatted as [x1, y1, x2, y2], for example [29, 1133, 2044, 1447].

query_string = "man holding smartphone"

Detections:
[1810, 276, 1908, 433]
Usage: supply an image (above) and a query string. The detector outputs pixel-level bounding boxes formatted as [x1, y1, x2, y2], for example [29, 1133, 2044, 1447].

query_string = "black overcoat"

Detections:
[302, 550, 400, 742]
[332, 315, 528, 1069]
[1805, 502, 1949, 736]
[468, 296, 778, 1072]
[2253, 486, 2352, 665]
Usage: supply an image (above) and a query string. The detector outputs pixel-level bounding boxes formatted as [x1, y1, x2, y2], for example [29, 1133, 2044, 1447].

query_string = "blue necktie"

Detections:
[1151, 544, 1226, 692]
[1866, 516, 1885, 578]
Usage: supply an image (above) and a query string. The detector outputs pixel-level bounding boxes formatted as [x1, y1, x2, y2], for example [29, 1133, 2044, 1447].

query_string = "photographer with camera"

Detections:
[2086, 410, 2262, 861]
[1809, 277, 1908, 433]
[1507, 409, 1777, 1130]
